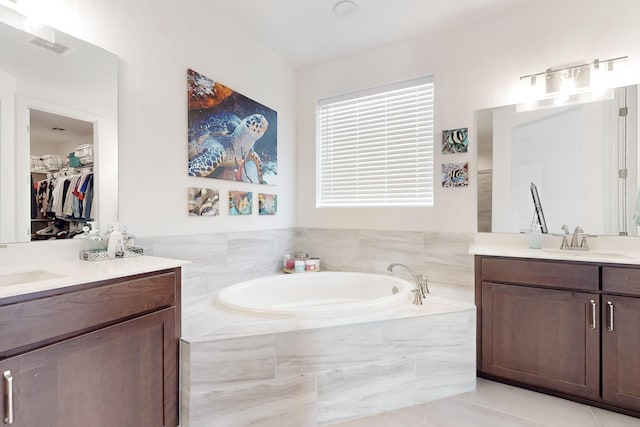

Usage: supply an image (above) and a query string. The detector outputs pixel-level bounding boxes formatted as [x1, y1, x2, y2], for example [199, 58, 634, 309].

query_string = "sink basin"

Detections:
[0, 270, 64, 287]
[542, 249, 632, 260]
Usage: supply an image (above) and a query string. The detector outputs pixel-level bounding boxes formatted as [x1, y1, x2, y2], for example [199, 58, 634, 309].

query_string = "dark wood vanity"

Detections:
[0, 267, 181, 427]
[476, 255, 640, 417]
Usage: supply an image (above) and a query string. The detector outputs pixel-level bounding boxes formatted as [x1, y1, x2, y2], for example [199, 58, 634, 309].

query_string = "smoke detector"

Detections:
[333, 0, 359, 18]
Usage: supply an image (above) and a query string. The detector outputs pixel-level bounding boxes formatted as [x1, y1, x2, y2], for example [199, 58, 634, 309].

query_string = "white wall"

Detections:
[27, 0, 298, 238]
[15, 0, 640, 237]
[0, 70, 16, 242]
[296, 0, 640, 232]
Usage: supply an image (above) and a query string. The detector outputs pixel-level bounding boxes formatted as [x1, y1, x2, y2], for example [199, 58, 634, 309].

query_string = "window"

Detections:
[317, 76, 434, 207]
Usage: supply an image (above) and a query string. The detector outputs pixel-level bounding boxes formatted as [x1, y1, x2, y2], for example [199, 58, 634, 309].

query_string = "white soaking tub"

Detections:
[216, 271, 413, 317]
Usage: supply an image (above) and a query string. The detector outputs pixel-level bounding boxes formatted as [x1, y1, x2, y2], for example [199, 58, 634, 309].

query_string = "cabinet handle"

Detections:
[589, 299, 597, 329]
[3, 370, 13, 425]
[607, 301, 614, 332]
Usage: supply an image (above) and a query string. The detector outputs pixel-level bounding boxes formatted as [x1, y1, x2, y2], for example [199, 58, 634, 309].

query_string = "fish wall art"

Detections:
[442, 128, 469, 154]
[442, 162, 469, 187]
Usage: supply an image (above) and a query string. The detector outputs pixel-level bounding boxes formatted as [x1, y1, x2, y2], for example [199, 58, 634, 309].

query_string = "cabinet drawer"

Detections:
[0, 271, 177, 356]
[481, 257, 599, 291]
[602, 267, 640, 296]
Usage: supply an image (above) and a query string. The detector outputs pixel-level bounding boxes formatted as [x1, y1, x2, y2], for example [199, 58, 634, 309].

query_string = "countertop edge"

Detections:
[0, 255, 190, 300]
[469, 244, 640, 265]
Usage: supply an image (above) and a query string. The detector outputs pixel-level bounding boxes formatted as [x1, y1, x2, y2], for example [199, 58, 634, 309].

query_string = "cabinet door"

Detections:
[481, 283, 600, 399]
[0, 308, 177, 427]
[602, 295, 640, 411]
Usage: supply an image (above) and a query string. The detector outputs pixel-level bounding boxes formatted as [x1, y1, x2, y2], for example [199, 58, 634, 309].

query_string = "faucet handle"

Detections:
[416, 273, 429, 296]
[551, 233, 569, 249]
[580, 234, 597, 250]
[411, 289, 424, 305]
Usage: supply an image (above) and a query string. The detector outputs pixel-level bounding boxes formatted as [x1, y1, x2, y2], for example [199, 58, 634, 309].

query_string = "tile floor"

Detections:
[329, 378, 640, 427]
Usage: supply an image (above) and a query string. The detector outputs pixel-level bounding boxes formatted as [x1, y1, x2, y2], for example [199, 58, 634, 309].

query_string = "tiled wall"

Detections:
[137, 229, 297, 304]
[139, 228, 474, 303]
[296, 229, 474, 288]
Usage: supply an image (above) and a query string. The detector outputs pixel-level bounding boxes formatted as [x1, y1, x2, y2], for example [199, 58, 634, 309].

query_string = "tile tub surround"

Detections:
[180, 295, 476, 427]
[296, 229, 475, 288]
[139, 228, 474, 304]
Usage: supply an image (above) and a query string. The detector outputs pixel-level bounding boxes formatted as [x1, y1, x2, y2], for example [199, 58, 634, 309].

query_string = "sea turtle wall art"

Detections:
[187, 68, 277, 185]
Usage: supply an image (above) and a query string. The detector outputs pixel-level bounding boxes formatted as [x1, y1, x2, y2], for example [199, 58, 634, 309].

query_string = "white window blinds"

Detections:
[317, 76, 434, 207]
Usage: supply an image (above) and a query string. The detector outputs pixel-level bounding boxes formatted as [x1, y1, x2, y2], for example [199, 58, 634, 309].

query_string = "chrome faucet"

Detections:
[386, 263, 429, 305]
[570, 226, 584, 248]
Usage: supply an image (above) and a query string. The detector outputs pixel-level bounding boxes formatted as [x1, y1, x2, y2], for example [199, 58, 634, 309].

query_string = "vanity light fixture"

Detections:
[519, 56, 628, 111]
[333, 0, 359, 18]
[0, 0, 55, 43]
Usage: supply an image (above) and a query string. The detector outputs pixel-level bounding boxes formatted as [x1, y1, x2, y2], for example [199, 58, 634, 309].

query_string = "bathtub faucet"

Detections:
[386, 263, 429, 305]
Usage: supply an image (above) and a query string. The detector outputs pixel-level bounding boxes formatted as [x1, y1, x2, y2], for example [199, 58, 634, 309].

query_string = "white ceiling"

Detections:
[217, 0, 538, 68]
[30, 109, 93, 155]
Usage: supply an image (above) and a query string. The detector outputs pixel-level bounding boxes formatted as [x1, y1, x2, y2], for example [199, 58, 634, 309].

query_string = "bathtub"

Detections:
[183, 278, 477, 427]
[216, 271, 414, 317]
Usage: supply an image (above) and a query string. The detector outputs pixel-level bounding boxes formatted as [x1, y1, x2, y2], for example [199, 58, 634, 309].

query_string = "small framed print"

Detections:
[442, 162, 469, 187]
[229, 191, 253, 215]
[188, 187, 219, 216]
[259, 193, 277, 215]
[442, 128, 469, 154]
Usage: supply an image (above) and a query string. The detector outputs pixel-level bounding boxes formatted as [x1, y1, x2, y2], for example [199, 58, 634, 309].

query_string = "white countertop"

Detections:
[470, 233, 640, 265]
[0, 241, 188, 300]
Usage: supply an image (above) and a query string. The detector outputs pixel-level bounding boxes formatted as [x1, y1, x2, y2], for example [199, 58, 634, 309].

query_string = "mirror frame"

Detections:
[15, 97, 118, 242]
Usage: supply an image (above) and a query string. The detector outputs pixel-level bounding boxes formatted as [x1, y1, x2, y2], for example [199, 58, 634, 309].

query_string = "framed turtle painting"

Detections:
[187, 68, 277, 185]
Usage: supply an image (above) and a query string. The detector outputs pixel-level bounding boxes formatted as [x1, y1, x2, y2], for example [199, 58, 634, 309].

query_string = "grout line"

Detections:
[381, 411, 390, 426]
[588, 407, 604, 427]
[457, 400, 553, 427]
[383, 410, 431, 426]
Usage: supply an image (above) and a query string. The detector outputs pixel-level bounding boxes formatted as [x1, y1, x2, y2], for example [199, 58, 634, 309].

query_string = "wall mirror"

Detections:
[477, 84, 639, 236]
[0, 6, 118, 243]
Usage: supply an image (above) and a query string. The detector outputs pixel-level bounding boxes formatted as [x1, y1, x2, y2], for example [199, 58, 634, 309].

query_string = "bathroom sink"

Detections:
[542, 249, 632, 260]
[0, 270, 64, 287]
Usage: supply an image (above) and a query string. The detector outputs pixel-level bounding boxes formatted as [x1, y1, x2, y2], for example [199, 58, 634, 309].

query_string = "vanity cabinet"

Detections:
[476, 256, 640, 417]
[601, 267, 640, 412]
[0, 268, 181, 427]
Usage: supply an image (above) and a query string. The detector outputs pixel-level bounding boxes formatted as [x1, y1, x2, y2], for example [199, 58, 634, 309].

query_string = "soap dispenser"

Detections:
[85, 221, 108, 252]
[107, 223, 124, 257]
[528, 223, 544, 249]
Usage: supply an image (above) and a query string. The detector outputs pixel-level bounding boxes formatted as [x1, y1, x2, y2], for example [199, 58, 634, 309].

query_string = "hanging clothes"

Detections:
[35, 172, 94, 222]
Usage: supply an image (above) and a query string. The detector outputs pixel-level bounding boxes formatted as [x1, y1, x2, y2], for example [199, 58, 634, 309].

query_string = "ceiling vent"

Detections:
[30, 36, 70, 55]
